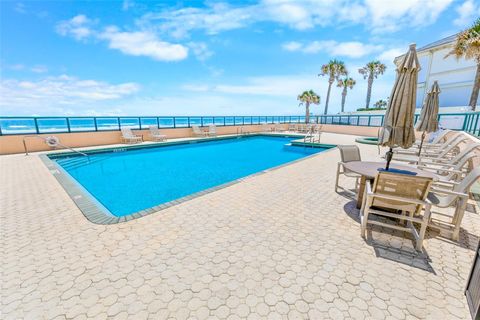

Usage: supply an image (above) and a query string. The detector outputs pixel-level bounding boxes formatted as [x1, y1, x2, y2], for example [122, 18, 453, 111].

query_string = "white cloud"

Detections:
[180, 71, 396, 114]
[187, 42, 213, 61]
[283, 40, 383, 58]
[453, 0, 480, 28]
[365, 0, 454, 32]
[0, 75, 140, 114]
[31, 65, 48, 73]
[140, 0, 453, 37]
[56, 15, 189, 62]
[98, 27, 188, 62]
[282, 41, 302, 51]
[377, 48, 406, 64]
[56, 14, 96, 41]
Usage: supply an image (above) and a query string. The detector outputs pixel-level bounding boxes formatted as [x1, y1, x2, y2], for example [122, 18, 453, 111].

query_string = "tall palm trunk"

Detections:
[305, 102, 310, 123]
[324, 78, 334, 115]
[340, 86, 347, 113]
[470, 63, 480, 111]
[365, 73, 374, 109]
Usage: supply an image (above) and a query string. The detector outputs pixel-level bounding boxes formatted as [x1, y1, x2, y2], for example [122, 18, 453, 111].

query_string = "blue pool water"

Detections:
[54, 136, 328, 217]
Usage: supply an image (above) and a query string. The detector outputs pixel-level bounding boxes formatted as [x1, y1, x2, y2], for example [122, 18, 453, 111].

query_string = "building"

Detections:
[404, 34, 478, 110]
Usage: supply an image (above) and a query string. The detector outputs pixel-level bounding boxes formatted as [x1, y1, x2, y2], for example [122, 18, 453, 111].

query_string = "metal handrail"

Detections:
[23, 135, 89, 157]
[1, 112, 479, 137]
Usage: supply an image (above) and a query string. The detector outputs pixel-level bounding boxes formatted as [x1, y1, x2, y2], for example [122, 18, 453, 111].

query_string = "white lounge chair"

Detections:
[121, 127, 142, 144]
[149, 126, 167, 141]
[360, 172, 433, 251]
[207, 125, 217, 137]
[192, 125, 208, 137]
[427, 167, 480, 240]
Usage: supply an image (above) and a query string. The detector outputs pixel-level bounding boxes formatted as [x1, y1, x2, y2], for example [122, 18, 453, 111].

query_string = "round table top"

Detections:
[343, 161, 438, 180]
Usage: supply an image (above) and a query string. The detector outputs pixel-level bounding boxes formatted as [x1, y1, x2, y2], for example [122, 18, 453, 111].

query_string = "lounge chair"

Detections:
[360, 172, 433, 251]
[416, 142, 480, 167]
[412, 129, 451, 147]
[394, 132, 468, 156]
[392, 137, 472, 164]
[121, 127, 142, 144]
[417, 153, 476, 183]
[262, 124, 273, 132]
[427, 167, 480, 240]
[335, 145, 362, 194]
[192, 125, 208, 137]
[288, 124, 296, 132]
[207, 125, 217, 137]
[149, 126, 167, 141]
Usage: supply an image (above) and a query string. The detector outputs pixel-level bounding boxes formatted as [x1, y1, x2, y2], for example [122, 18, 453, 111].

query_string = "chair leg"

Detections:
[335, 163, 342, 192]
[416, 204, 431, 251]
[452, 198, 467, 241]
[360, 197, 371, 239]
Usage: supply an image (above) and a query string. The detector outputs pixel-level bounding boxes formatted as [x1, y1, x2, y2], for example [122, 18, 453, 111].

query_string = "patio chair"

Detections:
[192, 125, 207, 137]
[274, 124, 286, 132]
[335, 145, 362, 194]
[207, 125, 217, 137]
[427, 167, 480, 240]
[149, 126, 167, 141]
[121, 127, 143, 144]
[288, 124, 296, 132]
[360, 172, 433, 251]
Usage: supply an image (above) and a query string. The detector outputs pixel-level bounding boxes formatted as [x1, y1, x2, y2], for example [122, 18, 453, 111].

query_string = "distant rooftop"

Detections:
[417, 33, 458, 52]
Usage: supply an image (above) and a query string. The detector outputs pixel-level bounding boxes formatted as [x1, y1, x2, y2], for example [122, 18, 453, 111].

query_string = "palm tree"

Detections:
[337, 76, 356, 113]
[297, 90, 320, 123]
[319, 59, 347, 115]
[373, 99, 388, 109]
[447, 18, 480, 111]
[358, 60, 386, 109]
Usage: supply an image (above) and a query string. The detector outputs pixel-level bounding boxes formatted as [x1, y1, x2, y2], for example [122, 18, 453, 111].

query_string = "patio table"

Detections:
[343, 161, 438, 209]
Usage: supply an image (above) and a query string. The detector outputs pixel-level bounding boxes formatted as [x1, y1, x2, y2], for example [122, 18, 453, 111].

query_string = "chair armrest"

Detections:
[365, 189, 428, 206]
[430, 187, 469, 199]
[417, 166, 463, 174]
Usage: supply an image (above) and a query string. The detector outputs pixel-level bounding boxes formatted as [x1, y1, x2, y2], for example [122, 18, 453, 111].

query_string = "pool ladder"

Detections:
[23, 135, 89, 157]
[303, 125, 322, 146]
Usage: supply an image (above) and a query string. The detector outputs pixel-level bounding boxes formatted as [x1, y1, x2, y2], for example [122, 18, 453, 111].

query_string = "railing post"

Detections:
[367, 116, 371, 127]
[472, 114, 479, 135]
[156, 117, 160, 128]
[117, 117, 121, 130]
[34, 118, 39, 134]
[462, 114, 469, 131]
[187, 117, 190, 128]
[66, 118, 71, 133]
[93, 118, 98, 131]
[174, 117, 177, 128]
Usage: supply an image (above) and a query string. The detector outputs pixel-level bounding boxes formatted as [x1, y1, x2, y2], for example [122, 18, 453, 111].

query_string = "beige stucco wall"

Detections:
[0, 123, 384, 155]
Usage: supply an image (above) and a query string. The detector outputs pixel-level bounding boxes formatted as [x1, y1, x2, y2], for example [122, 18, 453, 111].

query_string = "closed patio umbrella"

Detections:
[416, 81, 441, 156]
[379, 44, 420, 170]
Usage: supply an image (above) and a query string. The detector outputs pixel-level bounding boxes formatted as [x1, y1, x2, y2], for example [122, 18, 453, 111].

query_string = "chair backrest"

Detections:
[209, 125, 216, 133]
[429, 129, 450, 144]
[436, 135, 470, 158]
[454, 167, 480, 194]
[449, 143, 480, 165]
[338, 145, 361, 163]
[437, 167, 480, 208]
[121, 127, 135, 138]
[149, 125, 160, 135]
[445, 153, 477, 181]
[192, 125, 202, 134]
[372, 172, 433, 213]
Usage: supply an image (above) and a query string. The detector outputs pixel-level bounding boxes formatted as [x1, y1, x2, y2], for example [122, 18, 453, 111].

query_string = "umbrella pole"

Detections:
[385, 147, 393, 170]
[417, 131, 426, 157]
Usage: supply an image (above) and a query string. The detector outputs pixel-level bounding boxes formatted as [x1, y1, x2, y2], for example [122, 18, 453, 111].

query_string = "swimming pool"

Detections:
[49, 135, 332, 220]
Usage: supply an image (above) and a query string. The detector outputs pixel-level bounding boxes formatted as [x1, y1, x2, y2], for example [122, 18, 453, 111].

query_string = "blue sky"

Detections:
[0, 0, 479, 116]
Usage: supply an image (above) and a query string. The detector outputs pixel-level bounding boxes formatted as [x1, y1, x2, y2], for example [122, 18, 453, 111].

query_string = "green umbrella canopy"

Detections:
[416, 81, 441, 133]
[379, 44, 421, 149]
